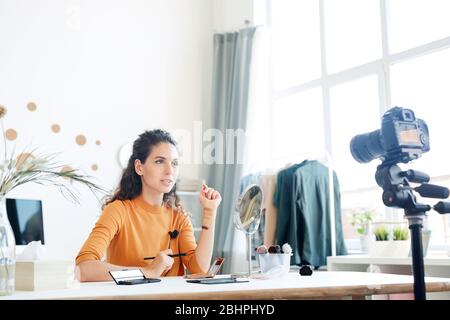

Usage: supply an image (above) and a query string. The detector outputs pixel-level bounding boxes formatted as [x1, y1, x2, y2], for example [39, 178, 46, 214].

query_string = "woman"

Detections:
[75, 129, 221, 281]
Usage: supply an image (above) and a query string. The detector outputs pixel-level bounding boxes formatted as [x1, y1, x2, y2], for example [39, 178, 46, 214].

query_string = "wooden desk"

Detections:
[2, 271, 450, 300]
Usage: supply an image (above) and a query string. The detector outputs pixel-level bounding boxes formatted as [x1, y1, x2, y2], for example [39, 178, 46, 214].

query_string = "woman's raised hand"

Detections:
[198, 182, 222, 213]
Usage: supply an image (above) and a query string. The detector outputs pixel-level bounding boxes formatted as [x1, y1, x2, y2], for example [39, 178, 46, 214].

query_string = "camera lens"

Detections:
[350, 130, 384, 163]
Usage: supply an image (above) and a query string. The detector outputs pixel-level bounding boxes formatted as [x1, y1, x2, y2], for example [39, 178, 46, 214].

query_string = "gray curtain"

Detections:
[204, 27, 256, 273]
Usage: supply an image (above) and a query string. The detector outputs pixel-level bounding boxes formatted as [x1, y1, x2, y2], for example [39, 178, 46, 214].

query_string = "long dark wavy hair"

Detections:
[104, 129, 185, 213]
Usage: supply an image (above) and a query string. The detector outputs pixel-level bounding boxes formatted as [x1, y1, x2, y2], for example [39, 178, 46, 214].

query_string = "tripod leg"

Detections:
[409, 222, 426, 300]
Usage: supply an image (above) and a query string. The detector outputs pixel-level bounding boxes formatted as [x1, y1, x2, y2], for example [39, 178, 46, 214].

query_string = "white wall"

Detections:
[213, 0, 254, 32]
[0, 0, 213, 260]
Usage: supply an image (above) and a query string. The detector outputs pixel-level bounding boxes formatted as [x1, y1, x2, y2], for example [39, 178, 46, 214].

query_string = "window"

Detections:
[272, 88, 324, 159]
[324, 0, 382, 73]
[387, 0, 450, 53]
[329, 75, 380, 191]
[261, 0, 450, 250]
[272, 0, 321, 90]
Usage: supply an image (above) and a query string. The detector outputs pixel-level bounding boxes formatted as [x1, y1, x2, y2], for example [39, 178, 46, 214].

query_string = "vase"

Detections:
[359, 234, 370, 253]
[0, 196, 16, 295]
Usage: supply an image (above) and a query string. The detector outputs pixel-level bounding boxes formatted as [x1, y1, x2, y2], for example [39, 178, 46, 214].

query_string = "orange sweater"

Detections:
[75, 195, 204, 276]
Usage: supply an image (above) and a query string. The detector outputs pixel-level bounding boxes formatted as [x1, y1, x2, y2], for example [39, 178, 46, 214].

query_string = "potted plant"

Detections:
[369, 223, 411, 257]
[349, 210, 375, 252]
[393, 227, 409, 241]
[373, 226, 389, 241]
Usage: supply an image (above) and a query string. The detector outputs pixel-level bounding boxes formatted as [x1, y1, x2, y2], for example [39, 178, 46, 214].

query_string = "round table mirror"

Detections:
[234, 184, 262, 277]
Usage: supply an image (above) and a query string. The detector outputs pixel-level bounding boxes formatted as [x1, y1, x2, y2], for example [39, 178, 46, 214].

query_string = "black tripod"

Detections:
[375, 164, 450, 300]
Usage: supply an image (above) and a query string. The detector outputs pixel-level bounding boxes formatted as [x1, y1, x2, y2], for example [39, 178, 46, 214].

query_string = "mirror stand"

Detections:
[233, 184, 263, 279]
[230, 231, 257, 279]
[246, 232, 252, 277]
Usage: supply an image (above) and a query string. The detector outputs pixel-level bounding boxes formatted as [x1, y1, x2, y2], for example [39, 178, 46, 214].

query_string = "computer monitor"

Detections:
[6, 198, 45, 247]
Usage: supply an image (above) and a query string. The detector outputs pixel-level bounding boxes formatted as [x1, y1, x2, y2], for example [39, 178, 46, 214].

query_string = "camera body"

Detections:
[350, 107, 429, 165]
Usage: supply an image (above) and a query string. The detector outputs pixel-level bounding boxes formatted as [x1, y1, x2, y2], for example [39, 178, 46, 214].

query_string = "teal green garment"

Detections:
[273, 161, 308, 265]
[274, 160, 347, 266]
[294, 161, 347, 266]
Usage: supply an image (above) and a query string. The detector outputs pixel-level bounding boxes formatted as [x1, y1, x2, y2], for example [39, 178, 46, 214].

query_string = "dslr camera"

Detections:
[350, 106, 429, 166]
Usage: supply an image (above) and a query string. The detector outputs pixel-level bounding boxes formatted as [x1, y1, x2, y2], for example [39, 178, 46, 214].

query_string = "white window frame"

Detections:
[262, 0, 450, 249]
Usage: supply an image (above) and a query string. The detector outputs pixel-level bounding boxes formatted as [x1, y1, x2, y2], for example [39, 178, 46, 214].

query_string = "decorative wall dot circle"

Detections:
[95, 140, 101, 146]
[27, 102, 37, 111]
[51, 124, 61, 133]
[75, 135, 87, 146]
[61, 166, 74, 180]
[15, 153, 35, 169]
[61, 166, 73, 173]
[91, 164, 98, 171]
[0, 105, 7, 118]
[5, 128, 17, 141]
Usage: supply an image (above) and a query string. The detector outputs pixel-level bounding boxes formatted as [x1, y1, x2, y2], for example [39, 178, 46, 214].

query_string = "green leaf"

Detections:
[393, 227, 409, 240]
[373, 226, 389, 241]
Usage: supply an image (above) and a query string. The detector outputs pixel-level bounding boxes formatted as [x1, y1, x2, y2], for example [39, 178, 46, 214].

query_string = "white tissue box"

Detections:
[15, 260, 76, 291]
